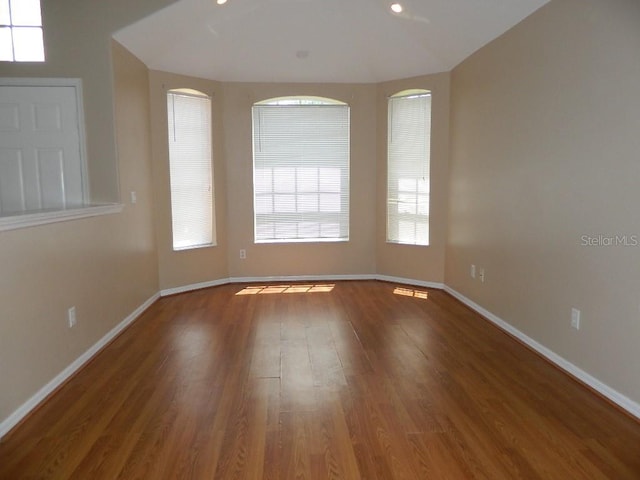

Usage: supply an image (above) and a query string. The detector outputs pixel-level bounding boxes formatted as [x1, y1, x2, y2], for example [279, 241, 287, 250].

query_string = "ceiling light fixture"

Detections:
[390, 3, 403, 14]
[216, 0, 227, 5]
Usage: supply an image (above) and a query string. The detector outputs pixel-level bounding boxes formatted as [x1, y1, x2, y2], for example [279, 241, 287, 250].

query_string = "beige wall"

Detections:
[0, 42, 158, 422]
[149, 71, 229, 290]
[376, 73, 450, 283]
[150, 77, 449, 287]
[146, 74, 380, 292]
[222, 83, 378, 278]
[6, 0, 638, 431]
[447, 0, 640, 403]
[150, 77, 450, 287]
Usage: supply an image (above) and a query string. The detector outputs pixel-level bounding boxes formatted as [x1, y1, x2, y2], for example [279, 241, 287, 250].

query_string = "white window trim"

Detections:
[167, 88, 215, 251]
[386, 89, 432, 246]
[252, 97, 351, 244]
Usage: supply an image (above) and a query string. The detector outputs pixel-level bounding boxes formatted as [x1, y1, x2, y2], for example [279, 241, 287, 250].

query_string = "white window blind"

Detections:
[167, 90, 215, 250]
[252, 98, 350, 243]
[0, 0, 45, 62]
[387, 90, 431, 246]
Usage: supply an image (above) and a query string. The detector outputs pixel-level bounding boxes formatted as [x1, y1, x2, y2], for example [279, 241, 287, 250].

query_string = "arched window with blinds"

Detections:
[387, 89, 431, 246]
[167, 88, 215, 250]
[252, 96, 350, 243]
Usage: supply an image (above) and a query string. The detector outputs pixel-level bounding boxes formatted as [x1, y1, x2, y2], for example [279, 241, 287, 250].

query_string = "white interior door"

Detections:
[0, 83, 85, 215]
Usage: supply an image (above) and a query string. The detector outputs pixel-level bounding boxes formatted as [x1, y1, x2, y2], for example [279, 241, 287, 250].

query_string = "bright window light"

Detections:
[252, 96, 350, 243]
[387, 89, 432, 246]
[0, 0, 45, 62]
[167, 89, 216, 251]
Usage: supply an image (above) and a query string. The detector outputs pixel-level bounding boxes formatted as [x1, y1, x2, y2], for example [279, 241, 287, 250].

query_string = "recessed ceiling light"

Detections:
[390, 3, 403, 13]
[216, 0, 227, 5]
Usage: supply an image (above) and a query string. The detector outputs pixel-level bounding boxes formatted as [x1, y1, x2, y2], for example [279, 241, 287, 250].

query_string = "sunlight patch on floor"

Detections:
[393, 287, 428, 299]
[236, 284, 336, 295]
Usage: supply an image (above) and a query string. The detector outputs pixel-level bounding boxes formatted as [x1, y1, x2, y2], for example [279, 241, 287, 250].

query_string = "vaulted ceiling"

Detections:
[114, 0, 550, 83]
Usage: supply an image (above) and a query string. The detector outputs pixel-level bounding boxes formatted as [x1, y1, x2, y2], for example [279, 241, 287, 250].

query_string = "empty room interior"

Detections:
[1, 0, 640, 478]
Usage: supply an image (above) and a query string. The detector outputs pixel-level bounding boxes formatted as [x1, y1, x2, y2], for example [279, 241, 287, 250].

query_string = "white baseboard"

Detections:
[163, 271, 638, 421]
[160, 278, 231, 296]
[3, 277, 638, 441]
[376, 274, 444, 290]
[0, 292, 159, 439]
[228, 273, 377, 284]
[162, 274, 441, 298]
[161, 274, 378, 297]
[443, 285, 640, 421]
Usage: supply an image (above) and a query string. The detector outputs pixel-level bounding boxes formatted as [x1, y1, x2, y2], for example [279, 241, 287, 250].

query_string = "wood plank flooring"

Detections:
[1, 280, 639, 479]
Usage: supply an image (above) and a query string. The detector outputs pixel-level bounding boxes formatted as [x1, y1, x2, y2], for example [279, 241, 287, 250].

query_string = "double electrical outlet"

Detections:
[470, 264, 485, 283]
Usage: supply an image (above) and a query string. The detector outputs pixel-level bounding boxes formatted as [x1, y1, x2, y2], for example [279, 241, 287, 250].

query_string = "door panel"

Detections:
[0, 148, 25, 213]
[0, 84, 85, 215]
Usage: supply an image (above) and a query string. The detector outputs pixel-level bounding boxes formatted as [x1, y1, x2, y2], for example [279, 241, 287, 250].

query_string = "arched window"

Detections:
[252, 96, 350, 243]
[167, 88, 215, 250]
[387, 89, 431, 246]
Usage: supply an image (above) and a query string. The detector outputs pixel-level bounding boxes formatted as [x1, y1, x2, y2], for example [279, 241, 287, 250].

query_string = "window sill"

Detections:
[173, 242, 216, 252]
[386, 240, 430, 247]
[0, 204, 124, 233]
[255, 238, 349, 244]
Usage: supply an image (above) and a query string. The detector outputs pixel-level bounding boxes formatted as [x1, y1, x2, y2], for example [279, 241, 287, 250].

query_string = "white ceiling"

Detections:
[114, 0, 549, 84]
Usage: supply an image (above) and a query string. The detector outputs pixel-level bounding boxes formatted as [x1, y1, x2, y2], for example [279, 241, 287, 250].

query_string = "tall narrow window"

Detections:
[252, 96, 350, 243]
[0, 0, 45, 62]
[387, 89, 431, 246]
[167, 89, 215, 250]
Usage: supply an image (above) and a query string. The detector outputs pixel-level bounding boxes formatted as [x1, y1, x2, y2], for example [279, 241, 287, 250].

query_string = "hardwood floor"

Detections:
[1, 280, 639, 479]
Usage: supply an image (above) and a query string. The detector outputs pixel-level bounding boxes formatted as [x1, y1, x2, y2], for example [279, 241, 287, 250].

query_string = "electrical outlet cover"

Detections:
[68, 306, 77, 328]
[571, 308, 580, 330]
